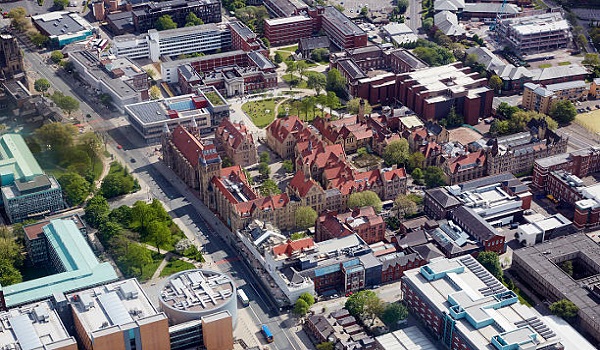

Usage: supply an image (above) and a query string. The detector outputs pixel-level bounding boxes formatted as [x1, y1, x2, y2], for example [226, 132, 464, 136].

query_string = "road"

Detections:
[20, 39, 308, 350]
[406, 0, 422, 32]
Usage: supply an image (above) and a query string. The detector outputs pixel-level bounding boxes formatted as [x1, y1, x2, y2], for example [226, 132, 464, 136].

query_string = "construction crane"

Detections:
[489, 0, 508, 31]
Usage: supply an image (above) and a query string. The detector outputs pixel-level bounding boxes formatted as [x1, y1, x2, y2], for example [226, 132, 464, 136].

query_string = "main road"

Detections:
[20, 39, 307, 350]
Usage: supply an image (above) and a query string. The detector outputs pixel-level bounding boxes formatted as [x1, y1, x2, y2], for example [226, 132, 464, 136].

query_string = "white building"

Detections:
[497, 11, 571, 53]
[111, 24, 232, 61]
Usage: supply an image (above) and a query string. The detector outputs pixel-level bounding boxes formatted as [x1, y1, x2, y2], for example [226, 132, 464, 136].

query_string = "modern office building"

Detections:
[497, 11, 571, 54]
[23, 213, 86, 264]
[522, 81, 589, 114]
[402, 255, 571, 350]
[0, 219, 118, 309]
[0, 300, 77, 350]
[0, 134, 44, 187]
[131, 0, 221, 33]
[69, 50, 149, 111]
[516, 213, 573, 246]
[31, 12, 94, 48]
[512, 234, 600, 345]
[111, 24, 232, 61]
[2, 174, 64, 223]
[69, 279, 170, 350]
[264, 15, 315, 46]
[159, 269, 237, 327]
[125, 93, 212, 144]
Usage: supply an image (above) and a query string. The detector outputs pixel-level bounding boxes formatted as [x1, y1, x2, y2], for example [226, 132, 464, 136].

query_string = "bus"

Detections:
[237, 288, 249, 307]
[261, 325, 274, 343]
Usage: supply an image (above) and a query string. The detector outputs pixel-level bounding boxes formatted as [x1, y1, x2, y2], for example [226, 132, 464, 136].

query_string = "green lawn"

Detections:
[282, 74, 308, 89]
[276, 50, 293, 61]
[279, 44, 298, 52]
[538, 63, 552, 68]
[242, 98, 285, 128]
[160, 259, 196, 277]
[557, 61, 571, 66]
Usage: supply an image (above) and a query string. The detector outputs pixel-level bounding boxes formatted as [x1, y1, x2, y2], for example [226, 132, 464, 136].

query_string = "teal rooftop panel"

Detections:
[43, 219, 99, 272]
[0, 134, 44, 185]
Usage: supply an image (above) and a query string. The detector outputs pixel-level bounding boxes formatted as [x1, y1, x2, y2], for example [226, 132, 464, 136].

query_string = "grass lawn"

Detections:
[538, 63, 552, 68]
[576, 111, 600, 133]
[279, 44, 298, 52]
[558, 61, 571, 66]
[140, 251, 163, 282]
[242, 98, 284, 128]
[276, 50, 293, 61]
[282, 74, 308, 89]
[305, 71, 325, 79]
[159, 259, 196, 277]
[279, 100, 321, 122]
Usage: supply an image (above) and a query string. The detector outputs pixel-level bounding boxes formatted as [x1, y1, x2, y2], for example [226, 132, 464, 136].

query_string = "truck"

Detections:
[261, 325, 274, 343]
[237, 288, 249, 307]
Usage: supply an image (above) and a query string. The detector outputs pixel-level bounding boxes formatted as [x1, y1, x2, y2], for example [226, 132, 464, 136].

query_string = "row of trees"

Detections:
[155, 13, 204, 31]
[8, 7, 49, 47]
[491, 102, 563, 136]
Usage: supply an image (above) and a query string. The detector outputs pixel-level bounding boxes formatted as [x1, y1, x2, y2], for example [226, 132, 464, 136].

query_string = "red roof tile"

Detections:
[289, 171, 321, 197]
[171, 125, 203, 167]
[272, 237, 315, 257]
[216, 119, 253, 150]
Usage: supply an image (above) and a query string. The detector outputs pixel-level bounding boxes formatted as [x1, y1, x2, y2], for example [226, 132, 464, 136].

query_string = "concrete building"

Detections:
[516, 213, 573, 246]
[131, 0, 221, 33]
[402, 255, 571, 350]
[497, 11, 571, 54]
[2, 174, 64, 223]
[376, 326, 437, 350]
[214, 118, 258, 167]
[111, 24, 232, 61]
[0, 219, 118, 309]
[159, 269, 237, 328]
[512, 234, 600, 345]
[320, 6, 367, 49]
[530, 64, 589, 86]
[69, 279, 170, 350]
[70, 50, 149, 111]
[125, 93, 213, 144]
[23, 213, 86, 265]
[381, 23, 418, 46]
[522, 81, 589, 114]
[32, 12, 94, 48]
[0, 300, 77, 350]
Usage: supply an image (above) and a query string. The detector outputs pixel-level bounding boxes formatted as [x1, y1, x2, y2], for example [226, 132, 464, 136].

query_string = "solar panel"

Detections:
[10, 314, 43, 350]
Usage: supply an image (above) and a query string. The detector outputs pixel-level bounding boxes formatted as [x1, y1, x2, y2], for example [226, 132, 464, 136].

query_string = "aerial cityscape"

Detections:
[0, 0, 599, 348]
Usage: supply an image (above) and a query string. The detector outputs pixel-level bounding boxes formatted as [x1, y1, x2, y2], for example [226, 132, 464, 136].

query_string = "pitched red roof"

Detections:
[216, 118, 253, 150]
[171, 125, 203, 167]
[381, 167, 406, 181]
[266, 115, 304, 143]
[447, 150, 486, 174]
[272, 237, 315, 257]
[288, 171, 321, 197]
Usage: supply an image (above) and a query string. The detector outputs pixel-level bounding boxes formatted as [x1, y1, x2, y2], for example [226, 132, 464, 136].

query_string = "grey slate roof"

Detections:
[426, 188, 461, 208]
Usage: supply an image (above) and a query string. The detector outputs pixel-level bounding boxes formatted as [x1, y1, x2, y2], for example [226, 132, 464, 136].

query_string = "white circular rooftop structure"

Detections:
[159, 269, 237, 326]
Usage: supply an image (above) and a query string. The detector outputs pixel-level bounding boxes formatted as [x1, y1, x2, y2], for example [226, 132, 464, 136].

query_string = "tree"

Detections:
[54, 0, 69, 10]
[412, 168, 423, 185]
[465, 53, 478, 67]
[131, 201, 153, 235]
[348, 191, 382, 212]
[149, 85, 162, 100]
[274, 51, 283, 64]
[50, 50, 64, 64]
[490, 120, 510, 136]
[444, 105, 464, 128]
[296, 206, 317, 229]
[84, 195, 110, 228]
[316, 342, 334, 350]
[285, 60, 297, 84]
[260, 151, 270, 163]
[422, 18, 434, 32]
[293, 299, 309, 316]
[489, 75, 503, 92]
[408, 152, 425, 172]
[185, 13, 204, 26]
[34, 78, 51, 95]
[0, 236, 23, 267]
[394, 194, 418, 218]
[382, 139, 409, 167]
[59, 172, 90, 206]
[560, 260, 574, 276]
[29, 32, 48, 47]
[582, 53, 600, 67]
[282, 160, 294, 173]
[549, 299, 579, 319]
[360, 6, 368, 16]
[346, 98, 373, 115]
[326, 68, 346, 97]
[148, 221, 171, 253]
[397, 0, 409, 13]
[326, 91, 341, 114]
[299, 292, 315, 307]
[577, 34, 588, 50]
[155, 15, 177, 31]
[260, 179, 281, 196]
[55, 95, 79, 116]
[477, 251, 503, 281]
[101, 172, 135, 198]
[35, 122, 76, 152]
[8, 7, 28, 31]
[124, 243, 153, 276]
[98, 221, 123, 241]
[311, 48, 329, 62]
[0, 259, 22, 286]
[307, 73, 326, 95]
[381, 302, 408, 327]
[296, 60, 308, 80]
[496, 102, 519, 119]
[261, 37, 270, 48]
[345, 290, 381, 320]
[258, 162, 270, 178]
[424, 166, 446, 188]
[549, 100, 577, 124]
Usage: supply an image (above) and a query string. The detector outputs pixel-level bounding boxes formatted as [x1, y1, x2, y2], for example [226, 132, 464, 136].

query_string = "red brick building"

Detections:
[264, 16, 315, 46]
[315, 207, 385, 244]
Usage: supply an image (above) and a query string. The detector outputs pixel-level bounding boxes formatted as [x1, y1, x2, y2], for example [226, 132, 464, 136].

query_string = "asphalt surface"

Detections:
[406, 0, 422, 32]
[20, 38, 307, 350]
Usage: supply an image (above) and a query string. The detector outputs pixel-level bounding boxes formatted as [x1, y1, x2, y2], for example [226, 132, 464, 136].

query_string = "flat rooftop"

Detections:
[406, 63, 484, 95]
[160, 270, 235, 312]
[32, 11, 92, 37]
[0, 134, 44, 184]
[265, 15, 312, 26]
[0, 300, 76, 350]
[503, 12, 569, 36]
[70, 279, 164, 335]
[125, 94, 209, 126]
[403, 255, 565, 349]
[376, 326, 437, 350]
[323, 6, 365, 37]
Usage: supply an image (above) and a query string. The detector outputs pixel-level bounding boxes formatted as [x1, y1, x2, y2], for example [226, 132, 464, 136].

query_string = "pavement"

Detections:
[406, 0, 423, 32]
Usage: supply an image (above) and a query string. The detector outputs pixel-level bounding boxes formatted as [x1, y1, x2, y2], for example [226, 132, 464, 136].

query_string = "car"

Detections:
[406, 16, 410, 19]
[130, 158, 136, 163]
[371, 285, 380, 289]
[117, 144, 123, 149]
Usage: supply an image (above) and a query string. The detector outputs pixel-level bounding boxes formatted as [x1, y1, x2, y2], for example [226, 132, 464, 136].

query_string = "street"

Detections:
[19, 38, 309, 350]
[406, 0, 422, 32]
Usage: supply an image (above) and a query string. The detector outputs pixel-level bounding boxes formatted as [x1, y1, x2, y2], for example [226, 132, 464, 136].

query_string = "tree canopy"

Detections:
[54, 0, 69, 10]
[155, 15, 177, 31]
[326, 68, 346, 98]
[50, 51, 64, 64]
[489, 75, 503, 92]
[477, 251, 503, 281]
[382, 139, 409, 167]
[35, 122, 77, 152]
[293, 299, 310, 316]
[424, 166, 446, 188]
[394, 194, 418, 218]
[296, 206, 317, 229]
[259, 179, 281, 196]
[381, 302, 408, 327]
[310, 48, 329, 62]
[348, 191, 382, 213]
[346, 98, 372, 115]
[59, 172, 90, 206]
[345, 290, 384, 324]
[549, 100, 577, 125]
[185, 13, 204, 26]
[84, 195, 110, 228]
[307, 73, 327, 95]
[34, 78, 51, 94]
[549, 299, 579, 319]
[101, 162, 138, 199]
